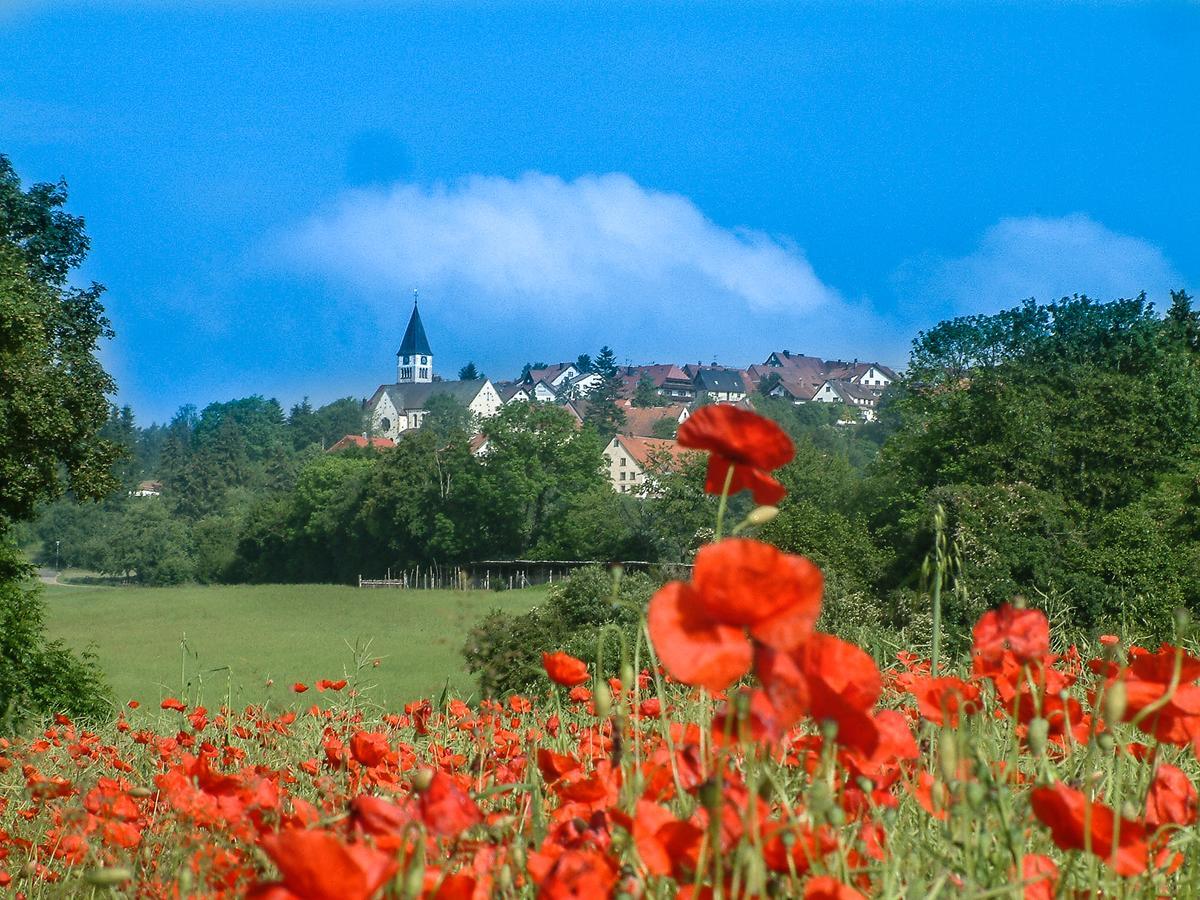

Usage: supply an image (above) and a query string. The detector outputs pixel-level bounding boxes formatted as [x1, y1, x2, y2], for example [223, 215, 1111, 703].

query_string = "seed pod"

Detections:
[1097, 732, 1116, 754]
[1104, 680, 1128, 724]
[698, 778, 722, 813]
[965, 782, 986, 809]
[1027, 717, 1050, 758]
[746, 505, 779, 526]
[620, 661, 635, 694]
[594, 681, 612, 719]
[84, 867, 132, 886]
[939, 728, 958, 783]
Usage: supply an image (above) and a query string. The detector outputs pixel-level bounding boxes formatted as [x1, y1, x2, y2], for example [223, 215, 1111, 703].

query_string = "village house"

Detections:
[602, 434, 689, 497]
[131, 480, 163, 497]
[364, 300, 503, 440]
[812, 379, 884, 421]
[689, 366, 748, 403]
[617, 401, 690, 438]
[617, 364, 697, 402]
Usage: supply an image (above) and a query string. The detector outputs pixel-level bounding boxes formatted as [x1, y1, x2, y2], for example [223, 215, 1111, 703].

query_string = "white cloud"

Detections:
[276, 172, 851, 365]
[920, 214, 1181, 315]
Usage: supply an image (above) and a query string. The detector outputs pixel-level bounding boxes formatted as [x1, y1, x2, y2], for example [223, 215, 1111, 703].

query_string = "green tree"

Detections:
[582, 345, 626, 440]
[632, 373, 667, 408]
[423, 394, 475, 445]
[458, 361, 481, 381]
[0, 155, 115, 723]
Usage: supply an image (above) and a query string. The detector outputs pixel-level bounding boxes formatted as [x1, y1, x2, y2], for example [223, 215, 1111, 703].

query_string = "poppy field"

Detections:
[4, 405, 1200, 898]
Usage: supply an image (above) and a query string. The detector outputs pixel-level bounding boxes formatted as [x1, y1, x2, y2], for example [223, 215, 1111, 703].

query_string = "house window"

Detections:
[620, 458, 626, 466]
[620, 471, 626, 481]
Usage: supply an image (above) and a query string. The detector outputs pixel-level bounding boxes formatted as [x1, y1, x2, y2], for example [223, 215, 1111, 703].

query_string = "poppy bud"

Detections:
[620, 662, 635, 694]
[1104, 680, 1128, 724]
[746, 505, 779, 526]
[509, 840, 527, 872]
[1027, 717, 1049, 757]
[939, 729, 958, 783]
[84, 868, 132, 886]
[856, 776, 874, 795]
[402, 853, 425, 899]
[965, 782, 986, 809]
[820, 719, 838, 742]
[594, 682, 612, 719]
[412, 768, 434, 792]
[1176, 608, 1192, 634]
[179, 865, 194, 894]
[698, 778, 722, 813]
[808, 780, 833, 814]
[497, 865, 514, 892]
[1097, 732, 1116, 754]
[129, 786, 153, 798]
[828, 807, 846, 826]
[1012, 594, 1027, 609]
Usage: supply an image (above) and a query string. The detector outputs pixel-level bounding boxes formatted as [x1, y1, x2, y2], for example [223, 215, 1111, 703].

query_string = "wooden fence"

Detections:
[358, 559, 692, 591]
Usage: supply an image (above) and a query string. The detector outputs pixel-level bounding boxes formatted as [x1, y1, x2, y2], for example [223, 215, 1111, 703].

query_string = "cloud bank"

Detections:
[922, 214, 1181, 315]
[277, 172, 853, 366]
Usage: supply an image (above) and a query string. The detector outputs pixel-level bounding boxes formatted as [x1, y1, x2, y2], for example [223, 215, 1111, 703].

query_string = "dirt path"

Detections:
[36, 568, 85, 587]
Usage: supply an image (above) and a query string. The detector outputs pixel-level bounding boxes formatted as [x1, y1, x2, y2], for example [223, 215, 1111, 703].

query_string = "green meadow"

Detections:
[40, 582, 547, 710]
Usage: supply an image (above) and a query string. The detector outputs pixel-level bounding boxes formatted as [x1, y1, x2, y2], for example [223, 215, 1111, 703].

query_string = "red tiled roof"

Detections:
[327, 435, 396, 452]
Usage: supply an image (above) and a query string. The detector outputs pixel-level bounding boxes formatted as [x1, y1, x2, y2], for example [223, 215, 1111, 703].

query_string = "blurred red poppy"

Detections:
[255, 828, 398, 900]
[973, 605, 1050, 666]
[1145, 764, 1198, 829]
[677, 404, 794, 504]
[1030, 782, 1148, 876]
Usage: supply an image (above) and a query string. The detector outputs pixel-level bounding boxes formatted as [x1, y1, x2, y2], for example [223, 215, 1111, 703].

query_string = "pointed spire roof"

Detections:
[397, 297, 432, 358]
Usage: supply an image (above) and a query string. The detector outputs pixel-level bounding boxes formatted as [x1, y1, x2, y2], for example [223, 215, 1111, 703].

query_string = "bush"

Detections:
[0, 547, 110, 729]
[462, 566, 656, 697]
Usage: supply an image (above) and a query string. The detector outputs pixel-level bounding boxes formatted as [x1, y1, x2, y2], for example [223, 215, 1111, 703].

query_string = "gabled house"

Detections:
[522, 362, 580, 390]
[618, 402, 690, 439]
[131, 480, 163, 497]
[812, 379, 883, 422]
[618, 364, 697, 402]
[602, 435, 691, 497]
[493, 381, 532, 404]
[691, 367, 747, 403]
[529, 379, 559, 403]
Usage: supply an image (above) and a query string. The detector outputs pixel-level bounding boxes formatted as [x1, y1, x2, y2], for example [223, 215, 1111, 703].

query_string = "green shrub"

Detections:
[0, 547, 111, 729]
[462, 566, 656, 697]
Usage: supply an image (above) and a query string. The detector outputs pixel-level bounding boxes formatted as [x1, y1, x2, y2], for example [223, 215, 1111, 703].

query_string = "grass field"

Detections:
[40, 582, 547, 710]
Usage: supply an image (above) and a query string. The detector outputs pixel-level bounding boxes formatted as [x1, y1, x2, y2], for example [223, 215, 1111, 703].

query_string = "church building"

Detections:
[365, 298, 502, 440]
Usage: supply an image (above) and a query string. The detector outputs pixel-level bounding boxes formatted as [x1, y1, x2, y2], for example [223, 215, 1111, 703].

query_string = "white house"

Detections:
[812, 379, 882, 422]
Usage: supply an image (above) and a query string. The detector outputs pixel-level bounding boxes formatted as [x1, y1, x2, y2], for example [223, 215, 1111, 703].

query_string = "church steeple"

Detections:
[397, 291, 433, 384]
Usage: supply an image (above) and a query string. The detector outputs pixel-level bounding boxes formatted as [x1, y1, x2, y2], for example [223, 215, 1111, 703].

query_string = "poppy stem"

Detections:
[714, 466, 736, 540]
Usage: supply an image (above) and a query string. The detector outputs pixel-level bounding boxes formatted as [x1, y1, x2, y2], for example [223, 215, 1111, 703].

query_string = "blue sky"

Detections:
[2, 2, 1196, 423]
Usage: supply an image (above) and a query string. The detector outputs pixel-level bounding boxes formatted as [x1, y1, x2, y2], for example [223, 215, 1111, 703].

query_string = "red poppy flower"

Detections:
[803, 876, 867, 900]
[1113, 645, 1200, 747]
[1145, 764, 1198, 829]
[534, 847, 619, 900]
[292, 683, 309, 694]
[256, 828, 399, 900]
[647, 581, 754, 691]
[1030, 782, 1148, 876]
[1022, 854, 1058, 900]
[349, 732, 390, 768]
[973, 604, 1050, 666]
[417, 771, 483, 837]
[677, 404, 794, 504]
[903, 676, 980, 727]
[160, 697, 186, 712]
[542, 652, 590, 687]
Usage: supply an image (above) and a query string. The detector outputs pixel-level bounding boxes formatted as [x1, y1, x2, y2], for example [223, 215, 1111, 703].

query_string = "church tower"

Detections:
[396, 292, 433, 384]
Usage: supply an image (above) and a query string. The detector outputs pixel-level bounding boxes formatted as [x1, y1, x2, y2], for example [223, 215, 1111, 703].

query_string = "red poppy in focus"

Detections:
[292, 683, 309, 694]
[255, 828, 399, 900]
[1030, 782, 1148, 876]
[542, 652, 590, 687]
[677, 404, 794, 504]
[1113, 645, 1200, 747]
[973, 604, 1050, 666]
[160, 697, 186, 712]
[1145, 764, 1198, 829]
[648, 539, 823, 692]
